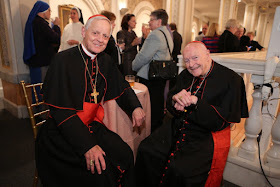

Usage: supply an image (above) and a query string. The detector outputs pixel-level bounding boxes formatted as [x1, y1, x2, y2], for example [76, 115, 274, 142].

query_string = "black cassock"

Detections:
[35, 45, 141, 186]
[135, 61, 249, 187]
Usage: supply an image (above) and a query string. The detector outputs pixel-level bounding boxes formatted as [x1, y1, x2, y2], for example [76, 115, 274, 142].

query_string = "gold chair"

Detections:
[20, 80, 49, 187]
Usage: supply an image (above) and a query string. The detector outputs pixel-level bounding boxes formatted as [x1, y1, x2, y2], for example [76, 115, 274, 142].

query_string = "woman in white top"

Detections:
[59, 7, 84, 51]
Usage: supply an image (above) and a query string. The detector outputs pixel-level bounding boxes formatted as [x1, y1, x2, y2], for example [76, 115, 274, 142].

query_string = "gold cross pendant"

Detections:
[91, 88, 99, 104]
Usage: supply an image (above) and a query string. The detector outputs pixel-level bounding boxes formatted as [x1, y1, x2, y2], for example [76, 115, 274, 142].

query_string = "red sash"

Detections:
[77, 102, 104, 131]
[205, 126, 231, 187]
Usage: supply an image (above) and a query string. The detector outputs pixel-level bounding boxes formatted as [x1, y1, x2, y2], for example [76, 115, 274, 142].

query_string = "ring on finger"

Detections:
[90, 160, 94, 166]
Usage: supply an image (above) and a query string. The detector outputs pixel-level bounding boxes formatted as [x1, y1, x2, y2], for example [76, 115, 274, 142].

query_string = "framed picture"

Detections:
[58, 4, 74, 33]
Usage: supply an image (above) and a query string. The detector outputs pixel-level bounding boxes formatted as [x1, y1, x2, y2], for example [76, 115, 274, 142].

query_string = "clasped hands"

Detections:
[84, 107, 145, 174]
[172, 90, 198, 111]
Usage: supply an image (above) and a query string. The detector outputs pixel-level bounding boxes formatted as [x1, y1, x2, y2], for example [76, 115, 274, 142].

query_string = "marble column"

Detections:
[250, 5, 257, 32]
[0, 0, 30, 118]
[245, 4, 257, 32]
[256, 13, 269, 46]
[218, 0, 237, 33]
[180, 0, 194, 49]
[229, 0, 238, 19]
[165, 0, 172, 21]
[218, 0, 226, 33]
[169, 0, 180, 24]
[177, 0, 185, 35]
[111, 0, 120, 38]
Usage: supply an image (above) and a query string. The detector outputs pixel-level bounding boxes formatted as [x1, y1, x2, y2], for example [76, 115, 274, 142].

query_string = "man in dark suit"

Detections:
[169, 23, 182, 90]
[169, 23, 182, 63]
[218, 19, 247, 52]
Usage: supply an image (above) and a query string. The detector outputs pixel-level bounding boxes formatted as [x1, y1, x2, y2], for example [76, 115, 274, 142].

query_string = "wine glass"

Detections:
[117, 38, 125, 45]
[117, 39, 125, 54]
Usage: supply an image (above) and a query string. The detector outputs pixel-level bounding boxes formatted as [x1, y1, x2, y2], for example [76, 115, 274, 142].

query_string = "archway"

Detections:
[133, 1, 155, 37]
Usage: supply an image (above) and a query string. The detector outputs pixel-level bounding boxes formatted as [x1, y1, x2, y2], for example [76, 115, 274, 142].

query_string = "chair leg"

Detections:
[33, 168, 38, 187]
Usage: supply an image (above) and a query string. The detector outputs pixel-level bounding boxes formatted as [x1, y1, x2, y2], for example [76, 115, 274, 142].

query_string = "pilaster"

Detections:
[181, 0, 194, 48]
[256, 13, 269, 45]
[0, 0, 29, 117]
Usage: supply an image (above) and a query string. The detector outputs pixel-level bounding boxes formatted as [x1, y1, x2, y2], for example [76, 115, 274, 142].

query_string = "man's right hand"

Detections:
[84, 145, 106, 174]
[172, 89, 198, 111]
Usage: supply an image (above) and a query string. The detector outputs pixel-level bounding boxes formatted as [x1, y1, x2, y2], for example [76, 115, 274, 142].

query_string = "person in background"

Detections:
[23, 1, 60, 100]
[140, 23, 151, 51]
[101, 10, 124, 70]
[135, 42, 248, 187]
[142, 23, 151, 40]
[195, 24, 208, 41]
[247, 31, 265, 51]
[132, 9, 173, 132]
[35, 15, 145, 186]
[235, 25, 245, 40]
[218, 19, 247, 52]
[59, 7, 84, 51]
[237, 26, 252, 52]
[202, 23, 220, 53]
[169, 23, 182, 63]
[117, 14, 142, 76]
[240, 35, 251, 51]
[168, 23, 182, 90]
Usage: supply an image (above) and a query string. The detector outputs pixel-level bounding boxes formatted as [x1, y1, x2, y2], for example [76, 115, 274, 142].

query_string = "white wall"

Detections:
[19, 0, 37, 33]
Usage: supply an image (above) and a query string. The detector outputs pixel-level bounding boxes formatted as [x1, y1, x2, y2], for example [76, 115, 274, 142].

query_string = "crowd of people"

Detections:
[23, 1, 250, 186]
[199, 19, 264, 53]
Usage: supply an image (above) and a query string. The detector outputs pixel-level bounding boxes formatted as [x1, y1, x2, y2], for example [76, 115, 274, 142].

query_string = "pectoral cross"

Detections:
[91, 88, 99, 104]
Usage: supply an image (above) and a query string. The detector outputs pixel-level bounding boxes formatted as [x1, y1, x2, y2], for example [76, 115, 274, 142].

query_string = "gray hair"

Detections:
[85, 15, 112, 35]
[225, 19, 239, 29]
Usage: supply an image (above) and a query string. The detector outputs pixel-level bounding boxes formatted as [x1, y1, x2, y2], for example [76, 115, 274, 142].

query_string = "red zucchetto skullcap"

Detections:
[187, 41, 207, 48]
[87, 14, 109, 21]
[85, 14, 112, 34]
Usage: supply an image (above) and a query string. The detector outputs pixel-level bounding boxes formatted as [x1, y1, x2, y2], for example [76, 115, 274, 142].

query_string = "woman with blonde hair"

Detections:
[202, 23, 219, 53]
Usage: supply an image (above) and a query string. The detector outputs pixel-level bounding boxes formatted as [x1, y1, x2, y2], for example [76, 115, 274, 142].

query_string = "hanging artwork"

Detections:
[58, 4, 74, 33]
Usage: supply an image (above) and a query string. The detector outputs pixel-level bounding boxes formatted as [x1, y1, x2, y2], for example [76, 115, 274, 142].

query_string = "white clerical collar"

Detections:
[81, 43, 96, 60]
